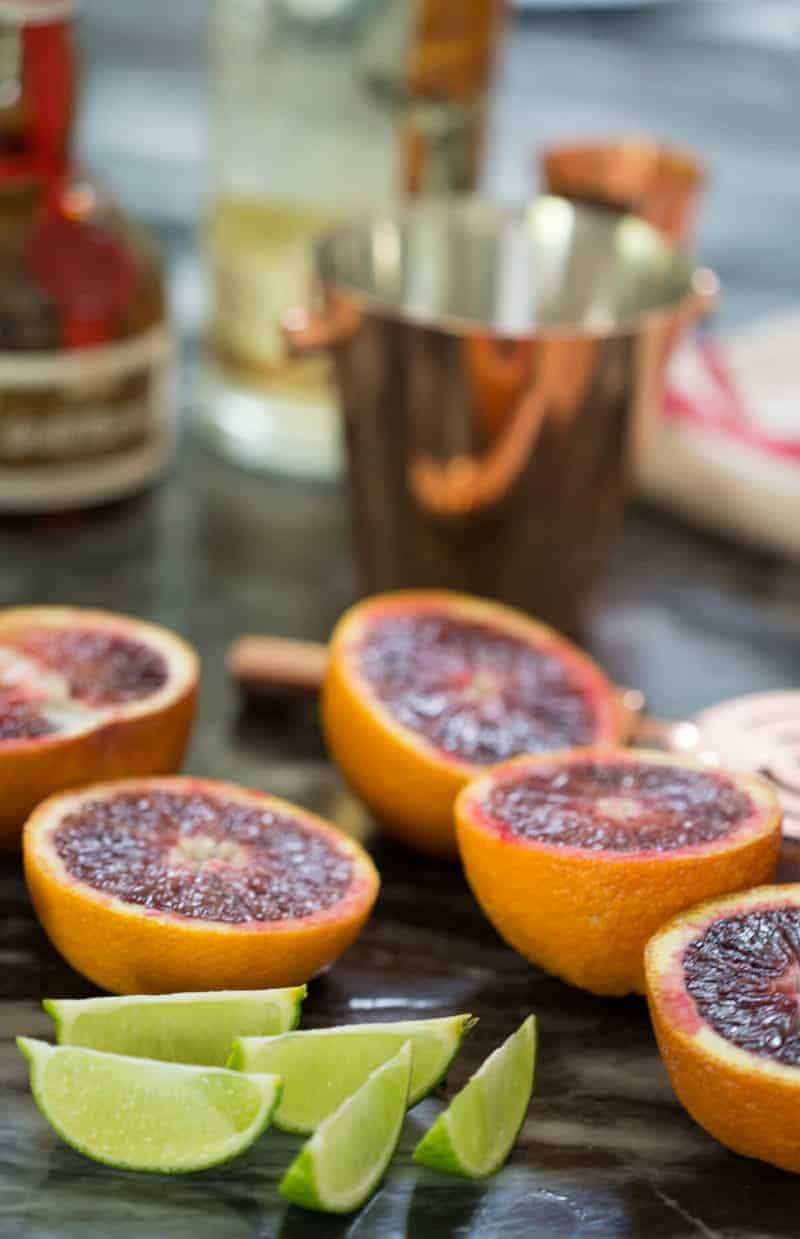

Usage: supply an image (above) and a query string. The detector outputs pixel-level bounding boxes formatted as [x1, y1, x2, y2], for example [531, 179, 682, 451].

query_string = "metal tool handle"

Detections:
[281, 297, 362, 357]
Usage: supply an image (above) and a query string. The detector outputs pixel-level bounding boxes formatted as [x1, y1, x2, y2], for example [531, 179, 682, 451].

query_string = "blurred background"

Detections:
[77, 0, 798, 318]
[75, 0, 800, 539]
[2, 0, 800, 725]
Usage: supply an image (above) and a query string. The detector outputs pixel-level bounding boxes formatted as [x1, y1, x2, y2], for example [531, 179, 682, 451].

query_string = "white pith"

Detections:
[168, 835, 249, 870]
[0, 647, 98, 736]
[0, 607, 197, 741]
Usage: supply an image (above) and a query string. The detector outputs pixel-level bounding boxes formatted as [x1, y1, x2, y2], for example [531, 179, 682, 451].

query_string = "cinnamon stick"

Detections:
[227, 636, 328, 699]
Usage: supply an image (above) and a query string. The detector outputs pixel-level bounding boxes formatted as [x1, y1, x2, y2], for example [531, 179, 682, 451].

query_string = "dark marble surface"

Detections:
[3, 2, 800, 1237]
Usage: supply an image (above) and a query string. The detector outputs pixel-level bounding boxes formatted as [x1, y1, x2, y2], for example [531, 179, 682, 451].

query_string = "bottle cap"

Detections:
[0, 1, 76, 24]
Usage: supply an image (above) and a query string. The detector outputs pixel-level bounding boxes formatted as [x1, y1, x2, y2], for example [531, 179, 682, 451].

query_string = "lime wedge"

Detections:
[17, 1037, 281, 1173]
[280, 1041, 411, 1213]
[44, 987, 305, 1067]
[413, 1014, 536, 1178]
[230, 1014, 473, 1133]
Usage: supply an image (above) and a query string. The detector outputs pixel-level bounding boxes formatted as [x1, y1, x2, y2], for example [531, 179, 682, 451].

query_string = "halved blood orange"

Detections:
[322, 591, 629, 858]
[0, 607, 198, 848]
[647, 885, 800, 1172]
[23, 776, 380, 994]
[456, 749, 781, 995]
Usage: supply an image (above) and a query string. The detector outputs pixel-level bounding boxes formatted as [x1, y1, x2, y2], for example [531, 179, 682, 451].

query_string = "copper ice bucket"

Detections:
[285, 197, 717, 629]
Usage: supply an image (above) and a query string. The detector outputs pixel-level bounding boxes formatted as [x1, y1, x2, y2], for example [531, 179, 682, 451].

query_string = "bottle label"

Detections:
[0, 324, 177, 510]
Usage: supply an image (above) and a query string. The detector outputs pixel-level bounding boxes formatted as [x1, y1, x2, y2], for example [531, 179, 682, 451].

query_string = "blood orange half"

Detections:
[323, 591, 628, 858]
[647, 885, 800, 1172]
[0, 607, 198, 847]
[456, 749, 781, 995]
[23, 777, 380, 994]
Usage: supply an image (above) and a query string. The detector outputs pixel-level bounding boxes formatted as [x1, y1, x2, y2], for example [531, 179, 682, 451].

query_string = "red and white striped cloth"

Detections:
[637, 313, 800, 555]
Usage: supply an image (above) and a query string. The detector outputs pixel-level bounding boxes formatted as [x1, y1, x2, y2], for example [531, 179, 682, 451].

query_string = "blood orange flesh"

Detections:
[357, 609, 610, 767]
[681, 904, 800, 1064]
[646, 885, 800, 1171]
[481, 757, 754, 853]
[23, 777, 380, 994]
[323, 591, 628, 858]
[456, 749, 781, 995]
[54, 787, 354, 924]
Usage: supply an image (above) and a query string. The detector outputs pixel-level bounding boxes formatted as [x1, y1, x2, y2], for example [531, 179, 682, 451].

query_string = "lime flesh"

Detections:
[17, 1037, 282, 1173]
[230, 1014, 473, 1132]
[44, 987, 305, 1067]
[280, 1042, 411, 1213]
[413, 1014, 536, 1178]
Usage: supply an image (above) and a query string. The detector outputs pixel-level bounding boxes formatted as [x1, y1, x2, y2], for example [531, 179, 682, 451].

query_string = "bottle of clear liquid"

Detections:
[199, 0, 501, 480]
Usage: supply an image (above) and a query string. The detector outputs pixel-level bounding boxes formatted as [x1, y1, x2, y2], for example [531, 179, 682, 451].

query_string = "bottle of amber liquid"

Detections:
[0, 0, 177, 512]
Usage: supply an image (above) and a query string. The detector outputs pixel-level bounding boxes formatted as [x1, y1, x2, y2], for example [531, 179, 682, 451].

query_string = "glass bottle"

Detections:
[0, 0, 177, 512]
[199, 0, 502, 480]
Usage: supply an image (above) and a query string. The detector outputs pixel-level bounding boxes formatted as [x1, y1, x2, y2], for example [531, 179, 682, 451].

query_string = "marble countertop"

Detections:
[3, 2, 800, 1235]
[4, 437, 800, 1239]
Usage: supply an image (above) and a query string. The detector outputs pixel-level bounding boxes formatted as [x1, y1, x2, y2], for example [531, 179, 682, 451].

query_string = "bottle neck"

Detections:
[0, 3, 75, 194]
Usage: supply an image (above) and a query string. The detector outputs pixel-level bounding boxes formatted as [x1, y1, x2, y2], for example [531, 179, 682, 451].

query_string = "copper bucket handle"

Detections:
[409, 267, 719, 521]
